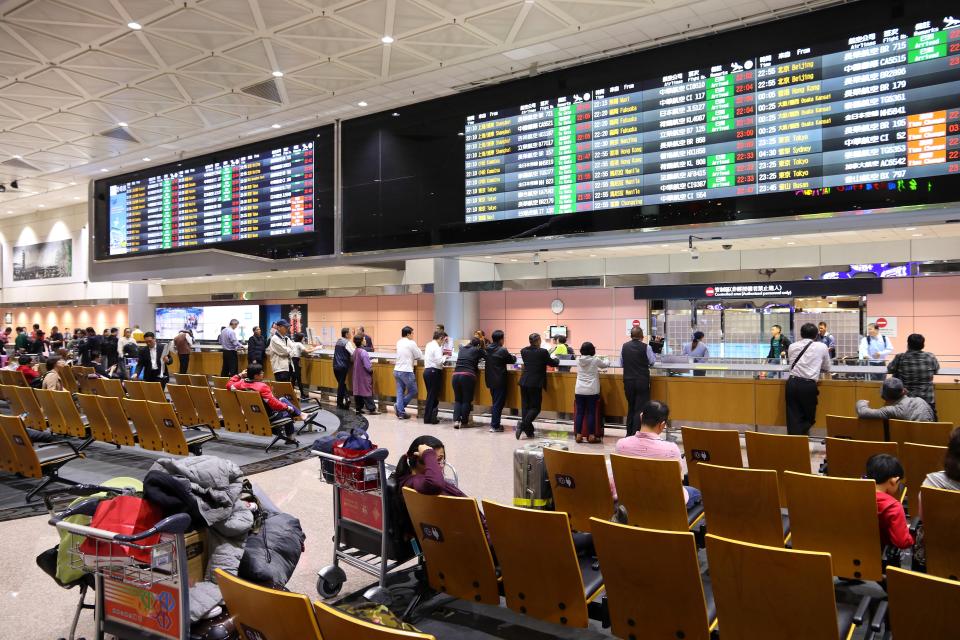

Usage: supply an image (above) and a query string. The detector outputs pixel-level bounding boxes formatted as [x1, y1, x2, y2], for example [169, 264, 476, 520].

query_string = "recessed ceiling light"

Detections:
[912, 233, 923, 237]
[589, 254, 597, 257]
[565, 250, 574, 254]
[381, 35, 394, 44]
[100, 168, 108, 172]
[70, 181, 77, 186]
[311, 272, 318, 275]
[118, 122, 128, 127]
[510, 258, 518, 262]
[142, 157, 151, 162]
[73, 196, 81, 200]
[12, 154, 22, 159]
[38, 204, 45, 208]
[660, 244, 669, 247]
[271, 123, 281, 129]
[483, 255, 491, 259]
[265, 275, 271, 278]
[905, 227, 916, 231]
[457, 132, 464, 136]
[787, 241, 796, 245]
[391, 112, 400, 117]
[772, 236, 782, 240]
[127, 22, 142, 30]
[6, 210, 12, 214]
[363, 269, 370, 272]
[272, 70, 283, 77]
[357, 101, 368, 107]
[681, 248, 688, 252]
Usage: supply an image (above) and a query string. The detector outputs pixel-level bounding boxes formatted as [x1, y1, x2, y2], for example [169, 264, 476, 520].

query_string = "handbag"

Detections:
[333, 429, 379, 490]
[78, 495, 163, 565]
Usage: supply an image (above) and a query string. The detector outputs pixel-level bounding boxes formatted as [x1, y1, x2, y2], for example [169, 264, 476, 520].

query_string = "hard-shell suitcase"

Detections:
[513, 440, 568, 510]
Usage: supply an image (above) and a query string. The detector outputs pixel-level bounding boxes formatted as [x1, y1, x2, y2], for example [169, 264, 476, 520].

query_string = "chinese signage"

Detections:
[634, 279, 882, 300]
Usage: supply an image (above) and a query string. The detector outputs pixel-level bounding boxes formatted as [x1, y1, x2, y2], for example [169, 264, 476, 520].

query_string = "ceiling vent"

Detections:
[100, 127, 140, 144]
[241, 79, 282, 104]
[551, 277, 604, 288]
[297, 289, 327, 297]
[211, 293, 238, 301]
[0, 157, 40, 172]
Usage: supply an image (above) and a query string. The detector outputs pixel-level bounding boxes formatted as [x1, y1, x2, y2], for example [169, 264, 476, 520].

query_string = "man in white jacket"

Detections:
[268, 319, 294, 382]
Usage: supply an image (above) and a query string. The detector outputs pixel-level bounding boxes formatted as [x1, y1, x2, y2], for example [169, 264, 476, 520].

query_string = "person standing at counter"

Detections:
[887, 333, 940, 418]
[357, 326, 374, 352]
[435, 324, 453, 355]
[333, 327, 353, 411]
[518, 333, 559, 439]
[858, 323, 893, 380]
[49, 326, 64, 352]
[173, 328, 193, 373]
[422, 330, 446, 425]
[289, 333, 316, 399]
[817, 322, 836, 359]
[394, 326, 422, 420]
[766, 324, 790, 361]
[452, 337, 486, 429]
[117, 328, 137, 379]
[621, 326, 656, 436]
[219, 319, 241, 377]
[485, 330, 516, 433]
[784, 322, 831, 435]
[682, 331, 708, 377]
[268, 320, 294, 382]
[352, 334, 377, 415]
[246, 326, 266, 366]
[574, 342, 608, 443]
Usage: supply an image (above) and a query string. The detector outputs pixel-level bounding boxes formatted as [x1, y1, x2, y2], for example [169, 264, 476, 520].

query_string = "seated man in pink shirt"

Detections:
[614, 400, 701, 508]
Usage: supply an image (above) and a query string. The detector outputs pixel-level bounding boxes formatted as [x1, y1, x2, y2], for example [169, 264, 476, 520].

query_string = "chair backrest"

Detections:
[886, 567, 960, 640]
[0, 414, 41, 478]
[0, 370, 13, 385]
[680, 426, 742, 488]
[97, 378, 126, 399]
[698, 463, 785, 547]
[212, 388, 246, 433]
[825, 437, 899, 479]
[888, 419, 955, 448]
[825, 414, 884, 441]
[15, 386, 47, 431]
[173, 373, 192, 385]
[401, 488, 499, 605]
[270, 380, 300, 408]
[146, 401, 191, 456]
[591, 518, 712, 640]
[313, 599, 436, 639]
[919, 486, 960, 581]
[76, 393, 114, 444]
[122, 398, 164, 452]
[482, 499, 594, 627]
[744, 430, 811, 506]
[542, 448, 615, 531]
[96, 395, 136, 446]
[1, 384, 25, 416]
[188, 386, 221, 430]
[125, 379, 146, 400]
[167, 384, 200, 425]
[140, 381, 167, 403]
[236, 390, 274, 437]
[59, 365, 78, 393]
[72, 367, 94, 394]
[706, 533, 843, 640]
[900, 442, 947, 517]
[51, 389, 88, 438]
[34, 388, 69, 436]
[188, 374, 208, 387]
[609, 454, 689, 531]
[214, 569, 323, 640]
[0, 414, 18, 473]
[210, 376, 230, 389]
[783, 471, 883, 580]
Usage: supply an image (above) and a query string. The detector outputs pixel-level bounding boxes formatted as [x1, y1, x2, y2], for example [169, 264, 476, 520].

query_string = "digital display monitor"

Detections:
[155, 305, 260, 341]
[93, 127, 334, 260]
[341, 1, 960, 253]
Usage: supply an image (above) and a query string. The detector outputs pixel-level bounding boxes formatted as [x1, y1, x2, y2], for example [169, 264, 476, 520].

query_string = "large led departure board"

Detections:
[108, 142, 314, 255]
[464, 17, 960, 223]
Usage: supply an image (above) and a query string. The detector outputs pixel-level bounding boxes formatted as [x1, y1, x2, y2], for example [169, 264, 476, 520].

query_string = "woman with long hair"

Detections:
[395, 435, 464, 497]
[682, 331, 709, 376]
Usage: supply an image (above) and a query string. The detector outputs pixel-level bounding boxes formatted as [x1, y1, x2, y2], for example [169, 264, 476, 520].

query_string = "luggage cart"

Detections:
[49, 497, 194, 640]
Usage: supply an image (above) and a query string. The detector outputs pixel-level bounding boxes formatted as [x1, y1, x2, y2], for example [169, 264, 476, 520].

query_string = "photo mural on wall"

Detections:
[13, 239, 72, 281]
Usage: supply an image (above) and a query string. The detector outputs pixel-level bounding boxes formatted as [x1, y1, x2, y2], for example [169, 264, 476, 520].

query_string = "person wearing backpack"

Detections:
[859, 322, 894, 381]
[784, 323, 831, 435]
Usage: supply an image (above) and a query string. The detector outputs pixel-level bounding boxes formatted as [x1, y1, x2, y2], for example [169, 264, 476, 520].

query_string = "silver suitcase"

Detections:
[513, 440, 568, 510]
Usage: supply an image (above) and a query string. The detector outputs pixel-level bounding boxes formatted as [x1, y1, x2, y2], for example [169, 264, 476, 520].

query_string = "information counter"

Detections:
[178, 348, 960, 429]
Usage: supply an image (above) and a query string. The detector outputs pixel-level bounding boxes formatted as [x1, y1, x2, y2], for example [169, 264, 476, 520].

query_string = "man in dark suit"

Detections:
[518, 333, 559, 439]
[621, 326, 656, 436]
[134, 331, 173, 387]
[485, 329, 517, 433]
[77, 327, 102, 366]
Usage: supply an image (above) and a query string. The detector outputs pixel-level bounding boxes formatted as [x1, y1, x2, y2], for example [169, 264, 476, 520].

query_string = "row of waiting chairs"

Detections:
[402, 486, 958, 639]
[0, 414, 84, 502]
[825, 413, 956, 448]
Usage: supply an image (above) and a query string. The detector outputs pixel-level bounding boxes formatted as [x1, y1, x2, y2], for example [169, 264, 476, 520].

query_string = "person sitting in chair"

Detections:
[16, 355, 41, 388]
[227, 364, 315, 432]
[395, 435, 464, 497]
[855, 377, 934, 422]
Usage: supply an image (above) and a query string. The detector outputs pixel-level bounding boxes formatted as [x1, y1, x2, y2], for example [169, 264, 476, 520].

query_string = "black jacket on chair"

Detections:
[135, 343, 172, 382]
[485, 344, 517, 389]
[519, 347, 559, 389]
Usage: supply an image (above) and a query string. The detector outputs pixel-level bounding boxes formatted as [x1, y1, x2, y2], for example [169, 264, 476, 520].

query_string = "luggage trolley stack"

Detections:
[48, 496, 194, 640]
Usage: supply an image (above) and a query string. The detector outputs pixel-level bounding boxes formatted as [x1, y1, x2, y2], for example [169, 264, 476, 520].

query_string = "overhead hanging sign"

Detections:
[634, 279, 883, 300]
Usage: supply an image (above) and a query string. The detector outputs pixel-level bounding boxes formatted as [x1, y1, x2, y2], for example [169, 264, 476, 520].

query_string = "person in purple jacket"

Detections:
[395, 435, 465, 497]
[352, 334, 378, 415]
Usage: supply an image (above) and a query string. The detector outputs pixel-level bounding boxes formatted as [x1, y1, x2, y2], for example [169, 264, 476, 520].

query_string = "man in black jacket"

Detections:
[518, 333, 559, 439]
[246, 326, 267, 365]
[485, 329, 516, 433]
[621, 326, 657, 436]
[77, 327, 102, 366]
[135, 331, 173, 386]
[333, 327, 353, 409]
[103, 328, 120, 369]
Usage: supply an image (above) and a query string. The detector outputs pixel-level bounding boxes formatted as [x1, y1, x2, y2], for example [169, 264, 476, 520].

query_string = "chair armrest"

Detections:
[853, 594, 872, 626]
[869, 600, 888, 632]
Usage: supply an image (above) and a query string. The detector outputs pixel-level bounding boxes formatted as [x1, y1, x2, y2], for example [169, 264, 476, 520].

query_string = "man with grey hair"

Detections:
[856, 378, 935, 422]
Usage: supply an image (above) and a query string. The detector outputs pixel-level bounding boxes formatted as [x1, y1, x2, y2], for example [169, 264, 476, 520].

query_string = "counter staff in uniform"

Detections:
[817, 321, 836, 359]
[219, 319, 242, 377]
[858, 323, 893, 381]
[621, 326, 656, 436]
[784, 323, 831, 435]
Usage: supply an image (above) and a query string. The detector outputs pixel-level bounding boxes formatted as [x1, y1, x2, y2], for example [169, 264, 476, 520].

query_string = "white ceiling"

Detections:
[0, 0, 846, 214]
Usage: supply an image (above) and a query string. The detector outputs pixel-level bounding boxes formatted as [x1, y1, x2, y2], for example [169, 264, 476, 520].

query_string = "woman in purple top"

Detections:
[351, 334, 377, 415]
[395, 435, 465, 497]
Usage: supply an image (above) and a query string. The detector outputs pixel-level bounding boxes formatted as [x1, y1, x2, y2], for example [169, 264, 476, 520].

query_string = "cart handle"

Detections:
[50, 512, 193, 541]
[312, 448, 389, 463]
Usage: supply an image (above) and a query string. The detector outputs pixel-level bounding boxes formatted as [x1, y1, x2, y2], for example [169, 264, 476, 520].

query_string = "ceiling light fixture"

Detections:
[118, 122, 128, 127]
[381, 35, 394, 44]
[12, 154, 22, 159]
[912, 233, 923, 237]
[272, 70, 283, 77]
[358, 101, 368, 107]
[271, 123, 281, 129]
[38, 204, 45, 208]
[905, 227, 916, 231]
[787, 241, 796, 245]
[391, 112, 400, 117]
[100, 168, 108, 172]
[142, 157, 151, 162]
[127, 22, 142, 30]
[772, 236, 781, 240]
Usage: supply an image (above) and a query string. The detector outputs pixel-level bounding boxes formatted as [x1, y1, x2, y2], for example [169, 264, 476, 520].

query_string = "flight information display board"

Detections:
[464, 17, 960, 223]
[107, 141, 314, 256]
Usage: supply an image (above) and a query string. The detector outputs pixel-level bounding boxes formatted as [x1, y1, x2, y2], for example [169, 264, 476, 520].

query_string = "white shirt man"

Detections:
[423, 338, 445, 370]
[394, 334, 423, 373]
[784, 323, 832, 436]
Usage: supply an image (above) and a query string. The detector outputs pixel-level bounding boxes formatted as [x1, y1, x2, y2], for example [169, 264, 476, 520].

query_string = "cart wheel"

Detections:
[317, 576, 342, 599]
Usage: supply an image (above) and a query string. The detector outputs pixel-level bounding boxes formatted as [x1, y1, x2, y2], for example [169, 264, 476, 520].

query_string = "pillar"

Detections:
[433, 258, 478, 344]
[127, 283, 156, 332]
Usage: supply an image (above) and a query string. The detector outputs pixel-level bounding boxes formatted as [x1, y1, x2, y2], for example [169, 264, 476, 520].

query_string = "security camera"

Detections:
[690, 247, 700, 260]
[722, 244, 733, 250]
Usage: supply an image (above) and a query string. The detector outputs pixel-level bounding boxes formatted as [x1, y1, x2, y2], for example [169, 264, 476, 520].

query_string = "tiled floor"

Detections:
[1, 407, 825, 640]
